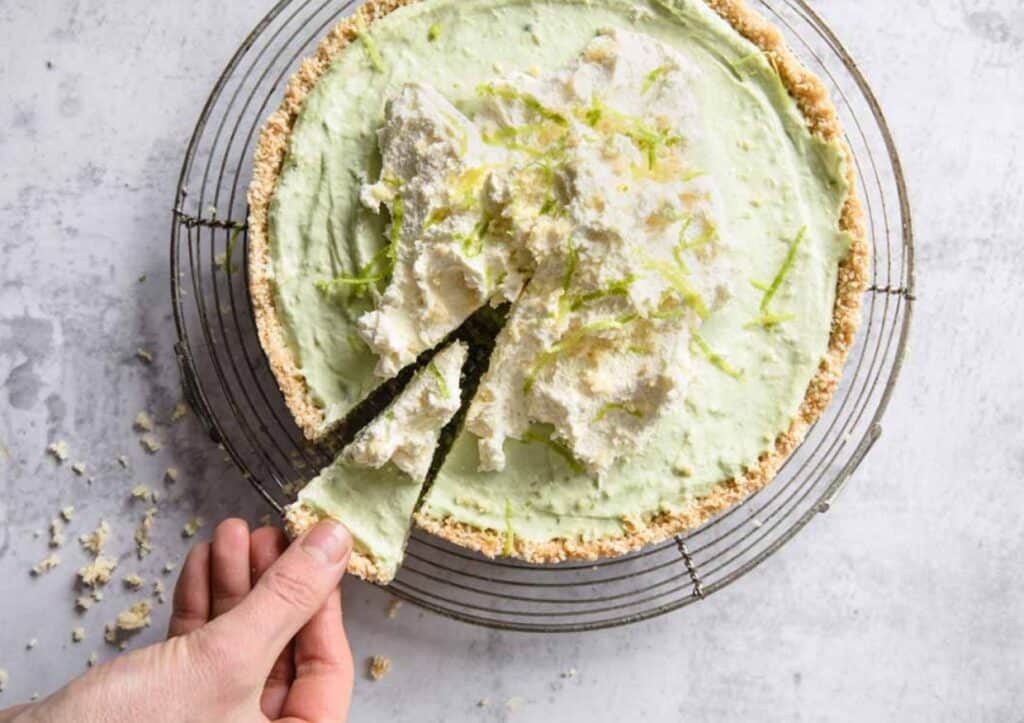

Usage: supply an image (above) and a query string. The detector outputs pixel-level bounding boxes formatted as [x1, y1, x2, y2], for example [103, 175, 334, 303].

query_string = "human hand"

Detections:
[2, 518, 354, 723]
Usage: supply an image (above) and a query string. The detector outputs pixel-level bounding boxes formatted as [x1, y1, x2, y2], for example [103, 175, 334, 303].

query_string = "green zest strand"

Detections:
[642, 64, 673, 94]
[692, 333, 742, 379]
[521, 428, 585, 474]
[427, 360, 450, 398]
[595, 402, 643, 421]
[354, 16, 385, 73]
[503, 499, 515, 556]
[760, 226, 806, 311]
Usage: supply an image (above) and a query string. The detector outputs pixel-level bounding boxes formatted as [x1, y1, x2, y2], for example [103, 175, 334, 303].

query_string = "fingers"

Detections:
[280, 586, 353, 723]
[168, 542, 211, 638]
[249, 526, 293, 720]
[210, 519, 352, 672]
[209, 519, 252, 618]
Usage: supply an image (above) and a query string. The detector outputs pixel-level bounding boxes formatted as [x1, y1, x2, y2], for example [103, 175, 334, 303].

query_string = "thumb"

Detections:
[210, 519, 352, 669]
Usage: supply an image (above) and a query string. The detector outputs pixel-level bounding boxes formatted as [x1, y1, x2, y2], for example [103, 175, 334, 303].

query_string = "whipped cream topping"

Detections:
[359, 28, 731, 476]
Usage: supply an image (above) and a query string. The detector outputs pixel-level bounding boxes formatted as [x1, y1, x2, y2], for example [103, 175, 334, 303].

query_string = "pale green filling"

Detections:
[270, 0, 851, 544]
[296, 459, 424, 579]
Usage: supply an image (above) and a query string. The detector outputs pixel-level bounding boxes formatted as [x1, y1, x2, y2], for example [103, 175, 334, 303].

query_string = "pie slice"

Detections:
[284, 341, 467, 583]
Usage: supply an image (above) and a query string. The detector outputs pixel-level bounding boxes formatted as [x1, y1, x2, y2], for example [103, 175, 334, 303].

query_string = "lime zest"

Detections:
[423, 206, 451, 229]
[745, 311, 796, 329]
[353, 15, 385, 73]
[569, 274, 636, 311]
[692, 333, 742, 379]
[561, 235, 578, 293]
[642, 64, 673, 94]
[648, 262, 709, 320]
[456, 214, 492, 257]
[427, 360, 450, 398]
[760, 226, 806, 312]
[524, 315, 636, 393]
[503, 499, 515, 556]
[387, 195, 404, 261]
[595, 402, 643, 421]
[477, 83, 568, 126]
[427, 22, 441, 41]
[750, 279, 770, 292]
[521, 428, 585, 474]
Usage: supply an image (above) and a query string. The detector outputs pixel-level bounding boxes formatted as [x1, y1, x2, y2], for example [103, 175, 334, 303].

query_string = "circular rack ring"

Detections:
[170, 0, 914, 632]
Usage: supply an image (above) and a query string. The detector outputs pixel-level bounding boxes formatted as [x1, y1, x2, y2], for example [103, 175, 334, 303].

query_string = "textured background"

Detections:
[0, 1, 1021, 720]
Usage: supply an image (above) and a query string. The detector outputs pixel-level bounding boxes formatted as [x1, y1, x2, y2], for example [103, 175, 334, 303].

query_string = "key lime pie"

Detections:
[249, 0, 868, 579]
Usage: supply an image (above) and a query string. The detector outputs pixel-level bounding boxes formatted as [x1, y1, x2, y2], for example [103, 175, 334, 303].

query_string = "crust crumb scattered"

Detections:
[123, 573, 145, 591]
[133, 412, 154, 433]
[71, 627, 86, 643]
[368, 655, 392, 681]
[30, 553, 60, 576]
[79, 521, 111, 556]
[46, 440, 69, 462]
[182, 516, 204, 538]
[78, 556, 118, 588]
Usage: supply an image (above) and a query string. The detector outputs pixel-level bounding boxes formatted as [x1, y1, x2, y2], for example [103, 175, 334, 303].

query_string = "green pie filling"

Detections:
[270, 0, 851, 546]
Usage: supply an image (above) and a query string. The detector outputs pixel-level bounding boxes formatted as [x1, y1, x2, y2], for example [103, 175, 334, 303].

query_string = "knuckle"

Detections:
[262, 568, 319, 611]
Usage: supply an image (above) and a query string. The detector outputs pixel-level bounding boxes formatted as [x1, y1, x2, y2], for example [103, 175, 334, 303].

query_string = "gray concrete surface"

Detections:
[1, 1, 1021, 720]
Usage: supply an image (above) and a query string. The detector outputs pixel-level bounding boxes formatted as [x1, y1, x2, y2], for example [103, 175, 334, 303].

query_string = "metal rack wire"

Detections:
[170, 0, 914, 632]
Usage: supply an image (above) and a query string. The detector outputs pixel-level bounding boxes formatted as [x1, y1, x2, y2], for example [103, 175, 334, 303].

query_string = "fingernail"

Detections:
[301, 519, 352, 564]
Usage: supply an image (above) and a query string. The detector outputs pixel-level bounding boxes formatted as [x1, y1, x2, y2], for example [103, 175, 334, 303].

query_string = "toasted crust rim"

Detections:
[249, 0, 869, 564]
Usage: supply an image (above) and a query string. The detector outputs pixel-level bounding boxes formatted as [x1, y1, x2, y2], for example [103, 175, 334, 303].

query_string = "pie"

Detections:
[248, 0, 868, 578]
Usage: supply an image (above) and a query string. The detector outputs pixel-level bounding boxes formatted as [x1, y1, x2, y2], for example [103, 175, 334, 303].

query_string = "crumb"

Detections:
[505, 696, 525, 711]
[79, 521, 111, 555]
[136, 348, 154, 364]
[258, 513, 272, 527]
[165, 467, 179, 483]
[140, 435, 161, 453]
[104, 601, 153, 647]
[135, 508, 156, 559]
[130, 484, 151, 501]
[170, 402, 188, 423]
[31, 553, 60, 576]
[71, 627, 86, 643]
[116, 601, 152, 632]
[91, 589, 104, 602]
[47, 440, 70, 462]
[477, 698, 489, 708]
[78, 556, 118, 588]
[75, 595, 94, 611]
[751, 518, 763, 528]
[26, 638, 37, 650]
[182, 517, 204, 538]
[386, 598, 402, 619]
[123, 573, 145, 591]
[117, 455, 129, 468]
[673, 464, 693, 477]
[0, 669, 7, 692]
[137, 274, 147, 283]
[87, 652, 98, 667]
[60, 505, 75, 522]
[162, 562, 177, 574]
[561, 668, 577, 679]
[368, 655, 391, 681]
[49, 517, 65, 547]
[153, 579, 166, 604]
[133, 412, 154, 432]
[71, 462, 86, 476]
[30, 692, 39, 701]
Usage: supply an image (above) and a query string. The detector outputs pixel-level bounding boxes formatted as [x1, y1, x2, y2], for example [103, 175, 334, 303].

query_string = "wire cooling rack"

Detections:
[170, 0, 914, 632]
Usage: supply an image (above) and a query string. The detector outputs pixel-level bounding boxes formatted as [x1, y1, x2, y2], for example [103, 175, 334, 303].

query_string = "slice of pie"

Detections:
[250, 0, 868, 572]
[285, 341, 467, 583]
